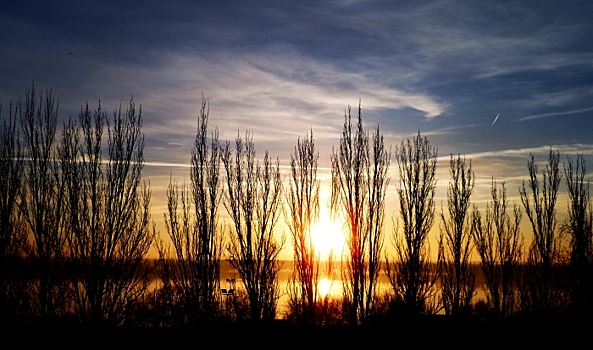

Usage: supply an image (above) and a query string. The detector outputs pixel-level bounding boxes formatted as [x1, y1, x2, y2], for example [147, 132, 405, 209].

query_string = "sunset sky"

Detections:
[2, 1, 593, 258]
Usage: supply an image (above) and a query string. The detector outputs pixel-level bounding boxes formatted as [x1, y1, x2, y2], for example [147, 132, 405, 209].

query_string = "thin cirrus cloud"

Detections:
[458, 144, 593, 187]
[192, 51, 446, 122]
[449, 143, 593, 170]
[94, 49, 447, 149]
[516, 106, 593, 122]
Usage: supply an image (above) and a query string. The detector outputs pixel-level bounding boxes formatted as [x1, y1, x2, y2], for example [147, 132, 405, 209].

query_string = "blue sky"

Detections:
[2, 0, 593, 256]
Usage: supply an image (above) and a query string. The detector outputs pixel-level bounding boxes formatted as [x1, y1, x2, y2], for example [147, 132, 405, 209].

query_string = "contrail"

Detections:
[488, 114, 499, 130]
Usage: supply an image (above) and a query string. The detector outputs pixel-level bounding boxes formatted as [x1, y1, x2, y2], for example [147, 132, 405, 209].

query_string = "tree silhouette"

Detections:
[331, 103, 390, 325]
[563, 154, 593, 314]
[518, 150, 561, 314]
[156, 96, 223, 324]
[0, 100, 27, 324]
[60, 100, 154, 325]
[387, 131, 439, 316]
[19, 85, 69, 321]
[286, 130, 324, 325]
[438, 154, 475, 316]
[221, 132, 284, 321]
[472, 179, 523, 318]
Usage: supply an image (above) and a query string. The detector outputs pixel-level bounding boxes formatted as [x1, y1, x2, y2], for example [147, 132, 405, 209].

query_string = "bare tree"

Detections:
[286, 130, 321, 325]
[438, 154, 475, 316]
[518, 150, 561, 314]
[156, 97, 223, 324]
[221, 131, 284, 321]
[563, 154, 593, 313]
[0, 100, 27, 323]
[60, 100, 154, 325]
[19, 85, 69, 321]
[331, 103, 389, 325]
[472, 179, 523, 318]
[386, 131, 439, 316]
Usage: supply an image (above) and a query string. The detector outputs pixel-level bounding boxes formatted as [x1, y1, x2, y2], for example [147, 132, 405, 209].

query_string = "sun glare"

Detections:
[317, 277, 333, 298]
[310, 207, 345, 260]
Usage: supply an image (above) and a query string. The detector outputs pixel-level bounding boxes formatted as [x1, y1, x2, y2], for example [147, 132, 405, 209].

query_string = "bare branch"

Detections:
[472, 179, 523, 318]
[222, 131, 284, 321]
[331, 103, 389, 324]
[438, 154, 475, 316]
[387, 131, 439, 316]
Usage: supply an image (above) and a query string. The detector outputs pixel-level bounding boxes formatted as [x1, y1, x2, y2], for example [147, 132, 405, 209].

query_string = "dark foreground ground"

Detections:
[5, 315, 592, 348]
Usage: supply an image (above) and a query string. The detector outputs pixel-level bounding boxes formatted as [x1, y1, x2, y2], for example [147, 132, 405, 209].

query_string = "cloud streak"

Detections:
[516, 106, 593, 122]
[462, 144, 593, 161]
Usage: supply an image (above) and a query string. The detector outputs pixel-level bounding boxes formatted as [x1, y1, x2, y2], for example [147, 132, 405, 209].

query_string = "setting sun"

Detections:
[310, 207, 346, 260]
[317, 277, 335, 298]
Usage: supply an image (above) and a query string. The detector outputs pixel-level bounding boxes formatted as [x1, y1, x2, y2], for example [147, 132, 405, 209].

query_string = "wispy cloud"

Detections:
[516, 106, 593, 122]
[87, 48, 447, 157]
[384, 123, 480, 141]
[144, 161, 191, 169]
[464, 144, 593, 160]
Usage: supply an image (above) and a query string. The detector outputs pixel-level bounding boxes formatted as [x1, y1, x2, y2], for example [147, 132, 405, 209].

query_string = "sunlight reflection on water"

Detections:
[148, 262, 488, 318]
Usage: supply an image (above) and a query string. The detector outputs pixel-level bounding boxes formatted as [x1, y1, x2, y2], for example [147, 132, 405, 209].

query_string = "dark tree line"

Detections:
[0, 85, 154, 325]
[2, 84, 593, 326]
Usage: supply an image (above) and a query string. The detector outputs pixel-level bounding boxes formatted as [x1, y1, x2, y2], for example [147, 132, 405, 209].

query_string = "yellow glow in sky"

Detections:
[310, 206, 346, 261]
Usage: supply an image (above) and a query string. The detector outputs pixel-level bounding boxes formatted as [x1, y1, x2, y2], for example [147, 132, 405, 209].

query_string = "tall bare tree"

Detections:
[331, 103, 389, 325]
[0, 100, 27, 323]
[60, 100, 154, 325]
[563, 154, 593, 313]
[156, 97, 223, 324]
[386, 131, 439, 316]
[518, 150, 561, 314]
[438, 154, 475, 316]
[286, 130, 321, 325]
[472, 179, 523, 318]
[222, 131, 284, 321]
[19, 85, 68, 321]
